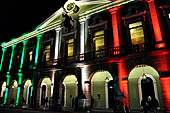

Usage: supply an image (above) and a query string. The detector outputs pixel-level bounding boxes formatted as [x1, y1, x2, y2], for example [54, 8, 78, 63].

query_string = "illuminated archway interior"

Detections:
[91, 71, 113, 108]
[1, 81, 6, 103]
[8, 80, 18, 104]
[1, 82, 6, 98]
[63, 75, 78, 108]
[40, 77, 51, 106]
[23, 80, 32, 105]
[128, 65, 164, 110]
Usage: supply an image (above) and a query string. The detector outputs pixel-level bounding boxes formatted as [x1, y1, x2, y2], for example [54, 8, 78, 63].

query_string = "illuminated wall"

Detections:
[63, 75, 77, 108]
[91, 71, 113, 108]
[128, 65, 164, 110]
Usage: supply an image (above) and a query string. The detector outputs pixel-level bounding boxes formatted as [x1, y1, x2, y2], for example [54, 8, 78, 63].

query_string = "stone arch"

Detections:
[22, 79, 32, 105]
[37, 76, 51, 106]
[90, 70, 113, 108]
[128, 64, 163, 110]
[61, 74, 78, 108]
[8, 80, 18, 104]
[57, 68, 81, 108]
[0, 81, 6, 103]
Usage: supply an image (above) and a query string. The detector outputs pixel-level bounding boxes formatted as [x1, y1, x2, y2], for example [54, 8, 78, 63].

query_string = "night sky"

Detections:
[0, 0, 67, 43]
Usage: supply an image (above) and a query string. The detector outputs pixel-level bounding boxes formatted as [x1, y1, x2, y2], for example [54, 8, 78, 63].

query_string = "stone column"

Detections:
[0, 48, 6, 72]
[146, 0, 165, 48]
[54, 27, 62, 61]
[34, 34, 43, 68]
[109, 7, 120, 48]
[79, 16, 90, 60]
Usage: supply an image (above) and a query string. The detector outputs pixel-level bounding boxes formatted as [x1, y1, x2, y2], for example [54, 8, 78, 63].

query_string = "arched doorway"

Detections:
[41, 85, 46, 105]
[91, 71, 113, 108]
[0, 81, 6, 104]
[8, 80, 18, 105]
[141, 77, 155, 100]
[128, 65, 163, 110]
[108, 80, 114, 108]
[62, 75, 78, 108]
[39, 77, 51, 106]
[23, 80, 32, 105]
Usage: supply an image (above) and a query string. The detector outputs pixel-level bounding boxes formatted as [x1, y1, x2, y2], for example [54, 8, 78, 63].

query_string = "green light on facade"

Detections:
[34, 24, 42, 30]
[10, 37, 16, 41]
[18, 73, 23, 85]
[8, 45, 16, 72]
[3, 88, 8, 104]
[35, 35, 43, 66]
[0, 48, 6, 71]
[21, 32, 29, 37]
[16, 87, 21, 106]
[30, 86, 33, 97]
[1, 42, 6, 46]
[20, 40, 28, 70]
[6, 75, 11, 86]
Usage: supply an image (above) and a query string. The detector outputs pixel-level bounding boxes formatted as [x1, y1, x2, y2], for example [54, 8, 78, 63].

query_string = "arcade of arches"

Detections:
[0, 65, 169, 111]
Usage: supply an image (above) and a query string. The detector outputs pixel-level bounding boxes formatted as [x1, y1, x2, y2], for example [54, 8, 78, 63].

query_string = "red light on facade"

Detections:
[146, 0, 164, 47]
[155, 43, 166, 48]
[118, 61, 130, 109]
[108, 7, 120, 48]
[160, 77, 170, 111]
[122, 80, 129, 109]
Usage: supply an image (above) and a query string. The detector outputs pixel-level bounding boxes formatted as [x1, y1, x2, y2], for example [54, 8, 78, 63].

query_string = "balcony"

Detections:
[37, 43, 151, 68]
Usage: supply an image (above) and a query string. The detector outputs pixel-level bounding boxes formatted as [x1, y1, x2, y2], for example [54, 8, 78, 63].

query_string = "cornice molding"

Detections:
[79, 0, 134, 19]
[1, 21, 62, 49]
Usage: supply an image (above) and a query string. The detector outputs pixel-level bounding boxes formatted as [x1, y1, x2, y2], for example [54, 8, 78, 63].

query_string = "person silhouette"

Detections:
[141, 98, 148, 113]
[147, 96, 159, 113]
[45, 97, 48, 107]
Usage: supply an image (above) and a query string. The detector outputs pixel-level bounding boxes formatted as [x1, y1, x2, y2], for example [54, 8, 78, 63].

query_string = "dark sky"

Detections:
[0, 0, 67, 43]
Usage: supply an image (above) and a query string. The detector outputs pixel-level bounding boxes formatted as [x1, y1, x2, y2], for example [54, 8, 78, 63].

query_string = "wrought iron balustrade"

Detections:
[39, 43, 148, 67]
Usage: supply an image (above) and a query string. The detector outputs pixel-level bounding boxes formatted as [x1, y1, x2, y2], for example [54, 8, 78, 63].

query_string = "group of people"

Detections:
[141, 96, 159, 113]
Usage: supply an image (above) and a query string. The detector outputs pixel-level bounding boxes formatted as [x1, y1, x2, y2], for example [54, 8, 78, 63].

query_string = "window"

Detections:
[93, 30, 105, 57]
[67, 39, 74, 57]
[29, 51, 33, 62]
[44, 45, 51, 61]
[93, 30, 105, 51]
[168, 13, 170, 19]
[129, 21, 145, 45]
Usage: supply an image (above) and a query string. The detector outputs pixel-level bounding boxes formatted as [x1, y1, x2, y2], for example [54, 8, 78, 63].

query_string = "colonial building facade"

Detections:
[0, 0, 170, 112]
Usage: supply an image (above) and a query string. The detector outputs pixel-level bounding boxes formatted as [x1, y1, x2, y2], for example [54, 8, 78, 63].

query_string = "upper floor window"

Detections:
[29, 51, 33, 62]
[67, 38, 74, 57]
[44, 45, 51, 61]
[129, 21, 145, 45]
[93, 30, 105, 51]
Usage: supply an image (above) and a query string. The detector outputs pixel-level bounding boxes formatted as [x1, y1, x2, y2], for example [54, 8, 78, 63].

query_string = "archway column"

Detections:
[16, 73, 23, 105]
[30, 72, 39, 107]
[3, 75, 10, 104]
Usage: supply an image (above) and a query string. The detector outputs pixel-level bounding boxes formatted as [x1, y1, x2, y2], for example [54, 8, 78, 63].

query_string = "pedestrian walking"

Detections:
[57, 97, 62, 111]
[141, 98, 148, 113]
[45, 97, 48, 107]
[147, 96, 159, 113]
[72, 97, 75, 108]
[74, 96, 78, 111]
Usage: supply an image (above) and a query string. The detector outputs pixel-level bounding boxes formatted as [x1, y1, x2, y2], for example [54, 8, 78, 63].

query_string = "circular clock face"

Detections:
[67, 3, 75, 12]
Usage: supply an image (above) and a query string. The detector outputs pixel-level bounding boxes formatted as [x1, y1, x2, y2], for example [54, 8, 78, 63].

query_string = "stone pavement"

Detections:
[0, 105, 169, 113]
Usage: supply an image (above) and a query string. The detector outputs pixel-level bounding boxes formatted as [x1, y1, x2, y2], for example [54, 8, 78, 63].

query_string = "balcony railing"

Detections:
[38, 43, 149, 67]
